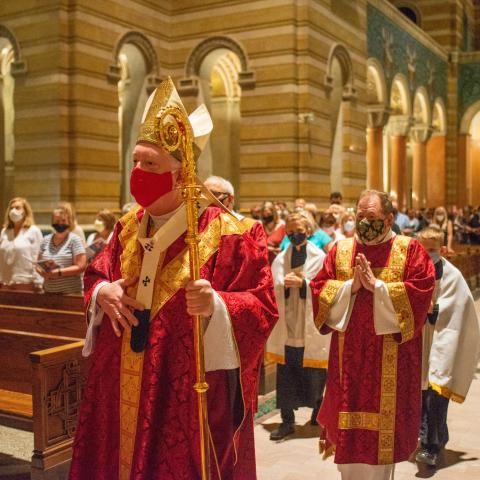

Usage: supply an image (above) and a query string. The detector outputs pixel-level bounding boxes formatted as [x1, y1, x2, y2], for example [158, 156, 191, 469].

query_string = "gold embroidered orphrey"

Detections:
[117, 210, 249, 480]
[327, 236, 413, 465]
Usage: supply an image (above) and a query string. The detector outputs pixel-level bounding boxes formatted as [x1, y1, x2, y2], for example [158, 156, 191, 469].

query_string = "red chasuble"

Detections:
[69, 205, 278, 480]
[310, 236, 434, 465]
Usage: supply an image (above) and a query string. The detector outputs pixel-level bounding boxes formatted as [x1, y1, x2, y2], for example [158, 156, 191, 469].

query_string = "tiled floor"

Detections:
[254, 298, 480, 480]
[1, 304, 479, 479]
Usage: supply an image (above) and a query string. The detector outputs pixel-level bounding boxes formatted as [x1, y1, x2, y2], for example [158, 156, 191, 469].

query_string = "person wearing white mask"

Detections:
[0, 197, 43, 291]
[339, 212, 356, 240]
[431, 206, 454, 253]
[86, 209, 117, 261]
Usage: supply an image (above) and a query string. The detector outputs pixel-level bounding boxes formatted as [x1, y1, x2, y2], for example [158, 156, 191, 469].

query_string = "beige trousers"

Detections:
[337, 463, 395, 480]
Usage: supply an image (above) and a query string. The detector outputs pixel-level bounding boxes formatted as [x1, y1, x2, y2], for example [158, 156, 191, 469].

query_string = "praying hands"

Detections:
[351, 253, 376, 294]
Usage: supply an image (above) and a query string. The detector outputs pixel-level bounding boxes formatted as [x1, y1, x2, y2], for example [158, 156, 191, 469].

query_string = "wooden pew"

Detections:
[0, 291, 86, 339]
[0, 328, 88, 479]
[0, 292, 88, 479]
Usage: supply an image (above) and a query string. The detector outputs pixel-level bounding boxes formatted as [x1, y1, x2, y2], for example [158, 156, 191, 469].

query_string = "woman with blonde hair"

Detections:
[37, 207, 86, 294]
[57, 201, 86, 245]
[431, 206, 454, 253]
[0, 197, 43, 291]
[86, 209, 117, 261]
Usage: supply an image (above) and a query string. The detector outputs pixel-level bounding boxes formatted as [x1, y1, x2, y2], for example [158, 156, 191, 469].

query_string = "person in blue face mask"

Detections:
[267, 213, 329, 440]
[416, 226, 480, 468]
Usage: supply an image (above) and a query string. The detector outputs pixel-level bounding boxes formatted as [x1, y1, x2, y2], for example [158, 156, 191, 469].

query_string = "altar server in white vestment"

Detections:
[267, 213, 329, 440]
[416, 226, 480, 467]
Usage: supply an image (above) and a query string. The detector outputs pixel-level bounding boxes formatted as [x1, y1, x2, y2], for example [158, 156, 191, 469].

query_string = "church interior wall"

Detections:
[1, 0, 480, 220]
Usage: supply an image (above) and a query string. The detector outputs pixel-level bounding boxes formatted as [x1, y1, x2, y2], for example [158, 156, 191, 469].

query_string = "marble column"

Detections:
[457, 134, 470, 207]
[366, 107, 389, 190]
[411, 126, 432, 209]
[388, 116, 411, 208]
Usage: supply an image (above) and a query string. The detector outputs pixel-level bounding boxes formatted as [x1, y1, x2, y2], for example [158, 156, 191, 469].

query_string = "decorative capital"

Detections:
[238, 70, 256, 90]
[177, 76, 200, 97]
[107, 64, 122, 84]
[410, 125, 433, 144]
[388, 115, 412, 137]
[146, 75, 162, 95]
[10, 60, 27, 77]
[367, 105, 391, 128]
[342, 85, 357, 101]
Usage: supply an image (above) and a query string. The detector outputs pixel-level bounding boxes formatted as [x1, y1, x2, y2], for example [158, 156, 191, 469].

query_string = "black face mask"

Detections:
[262, 215, 274, 224]
[288, 232, 307, 246]
[52, 223, 69, 233]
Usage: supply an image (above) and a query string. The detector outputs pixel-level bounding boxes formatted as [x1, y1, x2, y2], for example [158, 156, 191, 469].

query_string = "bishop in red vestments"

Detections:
[69, 79, 278, 480]
[310, 190, 435, 480]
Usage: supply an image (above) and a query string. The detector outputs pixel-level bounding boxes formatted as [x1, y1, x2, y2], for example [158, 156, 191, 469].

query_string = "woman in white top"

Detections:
[0, 197, 43, 291]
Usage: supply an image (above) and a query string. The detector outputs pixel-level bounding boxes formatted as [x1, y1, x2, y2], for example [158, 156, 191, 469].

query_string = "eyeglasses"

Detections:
[210, 190, 230, 201]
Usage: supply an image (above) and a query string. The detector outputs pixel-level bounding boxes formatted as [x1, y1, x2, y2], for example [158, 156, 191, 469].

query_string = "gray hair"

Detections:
[356, 189, 394, 215]
[205, 175, 234, 196]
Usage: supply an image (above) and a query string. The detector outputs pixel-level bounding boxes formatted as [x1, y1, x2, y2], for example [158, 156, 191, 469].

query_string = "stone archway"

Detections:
[366, 58, 389, 190]
[459, 100, 480, 206]
[426, 98, 447, 207]
[410, 87, 432, 208]
[178, 36, 255, 194]
[386, 73, 412, 207]
[107, 31, 161, 206]
[0, 27, 24, 214]
[325, 43, 356, 195]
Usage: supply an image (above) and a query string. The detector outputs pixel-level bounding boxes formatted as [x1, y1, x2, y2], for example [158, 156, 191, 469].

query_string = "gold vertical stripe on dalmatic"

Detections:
[116, 212, 248, 479]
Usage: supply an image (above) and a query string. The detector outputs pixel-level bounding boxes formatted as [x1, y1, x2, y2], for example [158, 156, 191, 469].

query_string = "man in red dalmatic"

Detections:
[310, 190, 435, 480]
[69, 78, 278, 480]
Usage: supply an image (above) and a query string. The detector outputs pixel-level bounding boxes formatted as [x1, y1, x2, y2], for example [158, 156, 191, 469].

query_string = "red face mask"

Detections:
[129, 165, 175, 208]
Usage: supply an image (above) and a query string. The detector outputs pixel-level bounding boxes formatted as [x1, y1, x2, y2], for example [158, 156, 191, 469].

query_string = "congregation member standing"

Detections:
[261, 200, 286, 262]
[267, 213, 329, 440]
[416, 226, 480, 467]
[310, 190, 435, 480]
[0, 197, 43, 291]
[86, 209, 117, 261]
[37, 207, 86, 294]
[69, 78, 277, 480]
[431, 206, 454, 253]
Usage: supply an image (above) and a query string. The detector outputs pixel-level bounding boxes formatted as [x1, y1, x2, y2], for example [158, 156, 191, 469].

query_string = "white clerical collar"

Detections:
[355, 228, 395, 246]
[147, 203, 184, 229]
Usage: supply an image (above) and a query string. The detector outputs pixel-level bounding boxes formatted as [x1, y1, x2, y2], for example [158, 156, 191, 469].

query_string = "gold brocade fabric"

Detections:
[333, 235, 412, 465]
[116, 210, 250, 480]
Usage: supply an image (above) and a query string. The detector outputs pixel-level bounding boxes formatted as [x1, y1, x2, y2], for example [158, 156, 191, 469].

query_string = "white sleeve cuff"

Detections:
[373, 279, 400, 335]
[326, 279, 355, 332]
[82, 281, 109, 357]
[204, 291, 240, 371]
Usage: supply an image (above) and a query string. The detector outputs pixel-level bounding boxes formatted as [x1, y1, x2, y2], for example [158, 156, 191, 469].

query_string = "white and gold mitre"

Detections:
[136, 76, 213, 158]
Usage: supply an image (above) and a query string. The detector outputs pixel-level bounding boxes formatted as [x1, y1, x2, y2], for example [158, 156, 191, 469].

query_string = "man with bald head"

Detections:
[310, 190, 435, 480]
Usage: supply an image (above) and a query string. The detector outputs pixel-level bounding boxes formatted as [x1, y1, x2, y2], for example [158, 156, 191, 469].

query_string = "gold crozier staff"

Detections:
[156, 106, 211, 480]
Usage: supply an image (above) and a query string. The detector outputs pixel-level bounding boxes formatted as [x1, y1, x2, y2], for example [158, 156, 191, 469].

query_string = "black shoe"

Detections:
[269, 423, 295, 440]
[415, 449, 438, 466]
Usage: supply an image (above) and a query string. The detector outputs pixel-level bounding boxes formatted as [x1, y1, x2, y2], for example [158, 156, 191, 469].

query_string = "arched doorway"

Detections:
[410, 87, 431, 208]
[385, 74, 411, 208]
[180, 36, 254, 198]
[325, 44, 355, 194]
[426, 98, 446, 207]
[366, 59, 389, 190]
[196, 49, 242, 187]
[459, 100, 480, 206]
[109, 32, 160, 207]
[0, 39, 15, 214]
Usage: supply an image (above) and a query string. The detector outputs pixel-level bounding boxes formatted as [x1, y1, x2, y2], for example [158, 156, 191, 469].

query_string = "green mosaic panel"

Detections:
[458, 63, 480, 119]
[367, 4, 447, 102]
